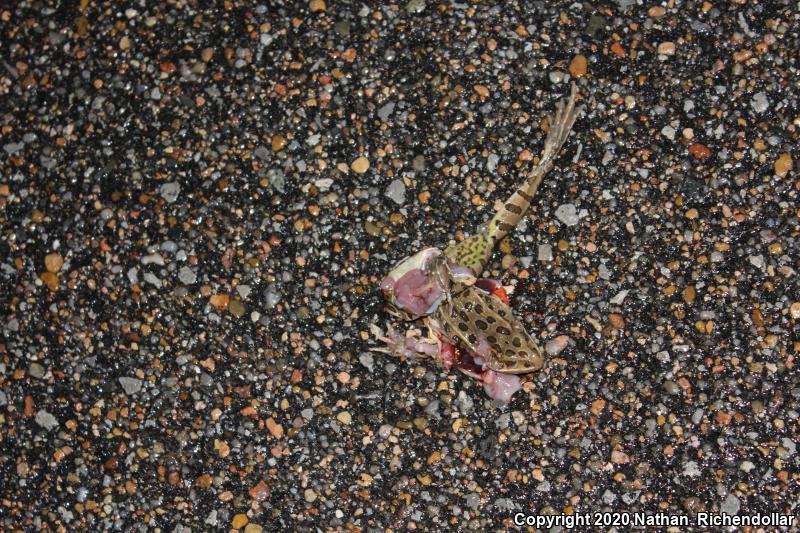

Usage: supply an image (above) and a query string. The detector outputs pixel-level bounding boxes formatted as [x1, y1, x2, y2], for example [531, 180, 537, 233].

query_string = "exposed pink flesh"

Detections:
[437, 341, 456, 370]
[406, 337, 439, 355]
[449, 343, 522, 403]
[394, 268, 443, 315]
[475, 278, 500, 293]
[452, 345, 482, 376]
[448, 262, 475, 282]
[380, 275, 395, 291]
[481, 370, 521, 403]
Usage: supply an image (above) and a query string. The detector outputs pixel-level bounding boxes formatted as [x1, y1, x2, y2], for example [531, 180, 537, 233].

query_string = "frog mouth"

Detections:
[380, 248, 445, 316]
[392, 268, 444, 315]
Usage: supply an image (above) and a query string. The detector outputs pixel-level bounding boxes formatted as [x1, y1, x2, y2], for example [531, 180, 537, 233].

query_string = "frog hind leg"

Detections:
[487, 82, 583, 242]
[444, 84, 582, 276]
[444, 233, 495, 277]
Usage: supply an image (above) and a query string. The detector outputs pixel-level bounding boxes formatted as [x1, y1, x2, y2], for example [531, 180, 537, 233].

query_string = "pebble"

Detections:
[545, 335, 569, 356]
[486, 153, 499, 172]
[350, 156, 370, 174]
[657, 42, 676, 55]
[750, 91, 769, 114]
[141, 253, 165, 265]
[44, 253, 63, 273]
[377, 102, 395, 121]
[548, 70, 567, 84]
[720, 494, 740, 515]
[569, 54, 588, 77]
[660, 125, 676, 140]
[228, 299, 245, 317]
[309, 0, 326, 12]
[232, 514, 248, 529]
[774, 153, 792, 177]
[4, 142, 23, 154]
[406, 0, 426, 14]
[610, 290, 629, 304]
[683, 461, 701, 477]
[748, 255, 765, 269]
[304, 489, 317, 502]
[266, 418, 283, 437]
[35, 409, 59, 431]
[359, 352, 374, 372]
[178, 266, 197, 284]
[336, 411, 352, 425]
[159, 181, 181, 203]
[385, 179, 406, 205]
[780, 437, 796, 456]
[271, 134, 287, 152]
[537, 244, 553, 261]
[118, 377, 143, 395]
[143, 272, 162, 287]
[554, 203, 579, 226]
[28, 362, 45, 378]
[264, 287, 281, 309]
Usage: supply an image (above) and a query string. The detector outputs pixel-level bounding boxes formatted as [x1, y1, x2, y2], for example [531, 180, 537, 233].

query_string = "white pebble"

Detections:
[385, 179, 407, 205]
[555, 203, 579, 226]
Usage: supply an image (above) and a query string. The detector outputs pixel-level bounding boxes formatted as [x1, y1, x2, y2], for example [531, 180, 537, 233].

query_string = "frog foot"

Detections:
[370, 323, 440, 359]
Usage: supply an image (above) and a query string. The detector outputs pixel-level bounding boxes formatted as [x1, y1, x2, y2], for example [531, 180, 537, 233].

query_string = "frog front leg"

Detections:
[371, 322, 440, 358]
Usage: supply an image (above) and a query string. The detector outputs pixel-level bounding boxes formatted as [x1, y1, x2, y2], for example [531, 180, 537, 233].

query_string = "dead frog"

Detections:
[374, 84, 582, 403]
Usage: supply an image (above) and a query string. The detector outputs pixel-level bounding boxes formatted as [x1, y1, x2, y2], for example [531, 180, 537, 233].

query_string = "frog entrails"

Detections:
[375, 83, 582, 403]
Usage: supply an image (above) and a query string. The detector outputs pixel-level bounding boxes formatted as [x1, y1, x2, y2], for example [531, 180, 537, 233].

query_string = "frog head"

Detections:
[380, 247, 476, 319]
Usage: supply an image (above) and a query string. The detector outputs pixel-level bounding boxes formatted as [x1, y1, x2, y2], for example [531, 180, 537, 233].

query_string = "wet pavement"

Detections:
[1, 1, 798, 531]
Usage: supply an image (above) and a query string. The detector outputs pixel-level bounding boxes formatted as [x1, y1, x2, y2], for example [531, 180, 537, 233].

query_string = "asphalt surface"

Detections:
[1, 1, 798, 531]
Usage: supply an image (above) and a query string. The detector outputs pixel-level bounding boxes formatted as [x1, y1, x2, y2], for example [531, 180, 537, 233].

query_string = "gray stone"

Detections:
[359, 352, 374, 372]
[3, 142, 23, 154]
[160, 181, 181, 203]
[406, 0, 426, 14]
[610, 289, 629, 304]
[750, 91, 769, 114]
[487, 153, 499, 172]
[537, 244, 553, 262]
[683, 461, 701, 477]
[35, 409, 59, 430]
[720, 493, 740, 515]
[378, 102, 395, 121]
[748, 255, 765, 269]
[385, 179, 407, 205]
[555, 203, 579, 226]
[178, 266, 197, 285]
[781, 437, 796, 456]
[119, 376, 143, 395]
[254, 146, 270, 160]
[28, 362, 45, 379]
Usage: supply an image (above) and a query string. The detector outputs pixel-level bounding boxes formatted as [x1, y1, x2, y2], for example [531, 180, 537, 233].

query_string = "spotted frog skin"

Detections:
[376, 84, 582, 403]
